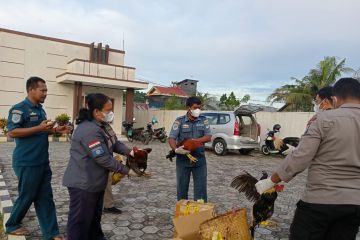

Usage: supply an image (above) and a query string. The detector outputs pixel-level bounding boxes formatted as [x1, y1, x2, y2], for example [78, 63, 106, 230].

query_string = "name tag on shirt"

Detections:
[30, 116, 39, 122]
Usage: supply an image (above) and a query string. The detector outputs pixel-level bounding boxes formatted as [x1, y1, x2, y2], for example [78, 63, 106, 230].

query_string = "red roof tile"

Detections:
[147, 86, 188, 97]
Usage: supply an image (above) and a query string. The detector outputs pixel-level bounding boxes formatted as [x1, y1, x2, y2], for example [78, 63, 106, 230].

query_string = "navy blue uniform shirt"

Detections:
[7, 98, 49, 167]
[169, 114, 211, 144]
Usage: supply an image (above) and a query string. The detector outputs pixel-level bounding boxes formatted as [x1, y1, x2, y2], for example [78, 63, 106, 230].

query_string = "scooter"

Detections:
[122, 118, 151, 145]
[145, 117, 167, 143]
[260, 124, 299, 155]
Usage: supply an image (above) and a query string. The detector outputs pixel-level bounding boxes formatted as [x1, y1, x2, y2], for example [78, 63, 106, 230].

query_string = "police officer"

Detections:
[6, 77, 69, 239]
[255, 78, 360, 240]
[84, 94, 127, 214]
[63, 93, 130, 240]
[169, 96, 212, 202]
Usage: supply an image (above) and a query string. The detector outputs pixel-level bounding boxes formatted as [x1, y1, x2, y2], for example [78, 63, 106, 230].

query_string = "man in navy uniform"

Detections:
[6, 77, 70, 239]
[169, 96, 212, 202]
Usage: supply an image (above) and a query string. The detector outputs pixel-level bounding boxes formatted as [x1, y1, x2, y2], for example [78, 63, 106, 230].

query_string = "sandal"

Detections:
[53, 235, 65, 240]
[8, 226, 30, 236]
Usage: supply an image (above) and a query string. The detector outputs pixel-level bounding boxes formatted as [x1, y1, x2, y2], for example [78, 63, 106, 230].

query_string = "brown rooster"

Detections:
[231, 170, 284, 239]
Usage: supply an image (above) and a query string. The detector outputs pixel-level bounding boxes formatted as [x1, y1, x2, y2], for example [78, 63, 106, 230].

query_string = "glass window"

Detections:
[92, 48, 98, 62]
[203, 113, 218, 125]
[218, 114, 230, 124]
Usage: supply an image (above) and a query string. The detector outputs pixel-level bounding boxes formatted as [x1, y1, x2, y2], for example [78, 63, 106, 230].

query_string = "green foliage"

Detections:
[196, 92, 217, 110]
[268, 56, 354, 111]
[219, 92, 249, 110]
[55, 113, 71, 125]
[123, 91, 147, 103]
[164, 95, 185, 110]
[134, 91, 146, 103]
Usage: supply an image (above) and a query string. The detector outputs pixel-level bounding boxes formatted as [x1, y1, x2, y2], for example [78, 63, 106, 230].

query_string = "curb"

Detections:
[0, 170, 26, 240]
[0, 136, 69, 143]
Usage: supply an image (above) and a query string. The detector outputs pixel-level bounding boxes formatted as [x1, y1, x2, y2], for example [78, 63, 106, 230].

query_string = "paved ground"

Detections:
[0, 141, 359, 240]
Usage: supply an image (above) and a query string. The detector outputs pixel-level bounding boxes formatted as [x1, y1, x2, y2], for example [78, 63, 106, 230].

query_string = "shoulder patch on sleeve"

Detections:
[91, 146, 105, 157]
[11, 113, 22, 124]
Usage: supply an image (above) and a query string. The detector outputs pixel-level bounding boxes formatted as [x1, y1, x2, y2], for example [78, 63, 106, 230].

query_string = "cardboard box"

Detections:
[175, 200, 215, 217]
[173, 207, 215, 240]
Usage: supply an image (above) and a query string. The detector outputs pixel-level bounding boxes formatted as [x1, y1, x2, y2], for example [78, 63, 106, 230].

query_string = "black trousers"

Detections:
[290, 200, 360, 240]
[66, 188, 106, 240]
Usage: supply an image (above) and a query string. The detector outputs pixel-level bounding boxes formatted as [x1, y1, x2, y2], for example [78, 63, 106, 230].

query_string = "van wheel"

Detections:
[213, 139, 227, 156]
[239, 149, 254, 155]
[261, 145, 270, 155]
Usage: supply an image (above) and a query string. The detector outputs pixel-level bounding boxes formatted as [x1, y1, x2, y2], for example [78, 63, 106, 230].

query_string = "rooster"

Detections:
[230, 170, 284, 239]
[166, 139, 203, 162]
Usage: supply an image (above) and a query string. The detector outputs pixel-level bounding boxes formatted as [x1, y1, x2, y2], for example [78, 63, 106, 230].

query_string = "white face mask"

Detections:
[102, 111, 114, 123]
[313, 104, 320, 113]
[190, 108, 201, 118]
[313, 99, 324, 113]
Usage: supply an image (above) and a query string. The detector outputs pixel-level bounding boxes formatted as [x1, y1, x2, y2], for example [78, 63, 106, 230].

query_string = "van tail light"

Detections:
[234, 121, 240, 136]
[257, 123, 261, 137]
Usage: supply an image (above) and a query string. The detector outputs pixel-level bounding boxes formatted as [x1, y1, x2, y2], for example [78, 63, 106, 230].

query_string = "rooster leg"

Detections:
[260, 220, 269, 226]
[260, 220, 277, 227]
[186, 153, 197, 162]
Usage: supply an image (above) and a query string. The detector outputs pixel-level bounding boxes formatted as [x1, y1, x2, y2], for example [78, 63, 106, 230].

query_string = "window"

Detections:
[90, 46, 108, 64]
[203, 113, 218, 125]
[92, 48, 98, 62]
[218, 114, 230, 124]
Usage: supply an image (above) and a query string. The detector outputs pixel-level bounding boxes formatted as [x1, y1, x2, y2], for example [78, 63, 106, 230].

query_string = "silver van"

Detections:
[203, 106, 261, 155]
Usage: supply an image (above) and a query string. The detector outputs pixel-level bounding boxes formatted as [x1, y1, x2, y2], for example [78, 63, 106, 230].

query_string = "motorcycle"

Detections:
[260, 124, 299, 155]
[146, 117, 167, 143]
[122, 119, 151, 145]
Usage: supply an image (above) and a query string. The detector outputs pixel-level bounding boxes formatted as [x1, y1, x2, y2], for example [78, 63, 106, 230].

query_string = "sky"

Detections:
[1, 0, 360, 105]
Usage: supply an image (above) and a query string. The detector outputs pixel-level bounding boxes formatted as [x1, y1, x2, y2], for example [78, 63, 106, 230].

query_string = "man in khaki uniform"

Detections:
[256, 78, 360, 240]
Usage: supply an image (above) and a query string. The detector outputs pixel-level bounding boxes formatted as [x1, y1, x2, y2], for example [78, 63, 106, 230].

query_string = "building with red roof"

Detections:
[146, 86, 189, 108]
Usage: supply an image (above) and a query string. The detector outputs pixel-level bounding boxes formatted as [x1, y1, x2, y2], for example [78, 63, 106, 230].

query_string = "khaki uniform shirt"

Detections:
[276, 103, 360, 205]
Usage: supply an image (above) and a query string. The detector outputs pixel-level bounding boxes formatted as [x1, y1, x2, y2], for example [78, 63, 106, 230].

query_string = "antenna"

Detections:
[123, 32, 125, 51]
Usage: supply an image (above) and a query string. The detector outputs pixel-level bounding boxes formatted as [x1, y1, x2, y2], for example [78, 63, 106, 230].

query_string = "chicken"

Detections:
[230, 170, 284, 239]
[166, 139, 203, 162]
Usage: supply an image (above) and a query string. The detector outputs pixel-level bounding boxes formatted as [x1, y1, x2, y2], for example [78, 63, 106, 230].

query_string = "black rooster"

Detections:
[230, 170, 283, 239]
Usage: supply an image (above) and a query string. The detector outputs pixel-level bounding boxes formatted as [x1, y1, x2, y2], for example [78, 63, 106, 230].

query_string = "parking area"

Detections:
[0, 141, 358, 239]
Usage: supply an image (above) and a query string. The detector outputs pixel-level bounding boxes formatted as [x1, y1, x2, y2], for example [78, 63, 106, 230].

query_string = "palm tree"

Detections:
[269, 56, 354, 111]
[196, 92, 217, 110]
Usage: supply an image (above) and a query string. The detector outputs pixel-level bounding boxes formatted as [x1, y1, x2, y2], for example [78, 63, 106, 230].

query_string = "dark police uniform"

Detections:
[169, 114, 211, 202]
[6, 98, 60, 240]
[63, 120, 129, 240]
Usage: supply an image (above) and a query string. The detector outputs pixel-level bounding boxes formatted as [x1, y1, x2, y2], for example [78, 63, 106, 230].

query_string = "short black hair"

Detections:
[26, 76, 46, 92]
[316, 86, 333, 102]
[333, 78, 360, 100]
[186, 96, 202, 107]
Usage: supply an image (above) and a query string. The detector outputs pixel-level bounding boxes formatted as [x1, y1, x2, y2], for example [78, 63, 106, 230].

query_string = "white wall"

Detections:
[122, 109, 315, 139]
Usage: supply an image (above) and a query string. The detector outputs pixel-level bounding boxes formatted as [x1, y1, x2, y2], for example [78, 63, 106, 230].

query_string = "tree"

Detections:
[196, 92, 217, 110]
[164, 95, 185, 110]
[219, 92, 241, 110]
[353, 67, 360, 80]
[268, 56, 354, 111]
[123, 90, 147, 104]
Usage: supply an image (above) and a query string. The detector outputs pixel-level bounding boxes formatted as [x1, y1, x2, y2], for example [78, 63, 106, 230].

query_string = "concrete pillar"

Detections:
[125, 88, 134, 122]
[72, 82, 83, 121]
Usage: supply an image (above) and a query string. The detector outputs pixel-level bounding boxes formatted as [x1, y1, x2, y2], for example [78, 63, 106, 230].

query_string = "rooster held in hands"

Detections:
[230, 170, 284, 239]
